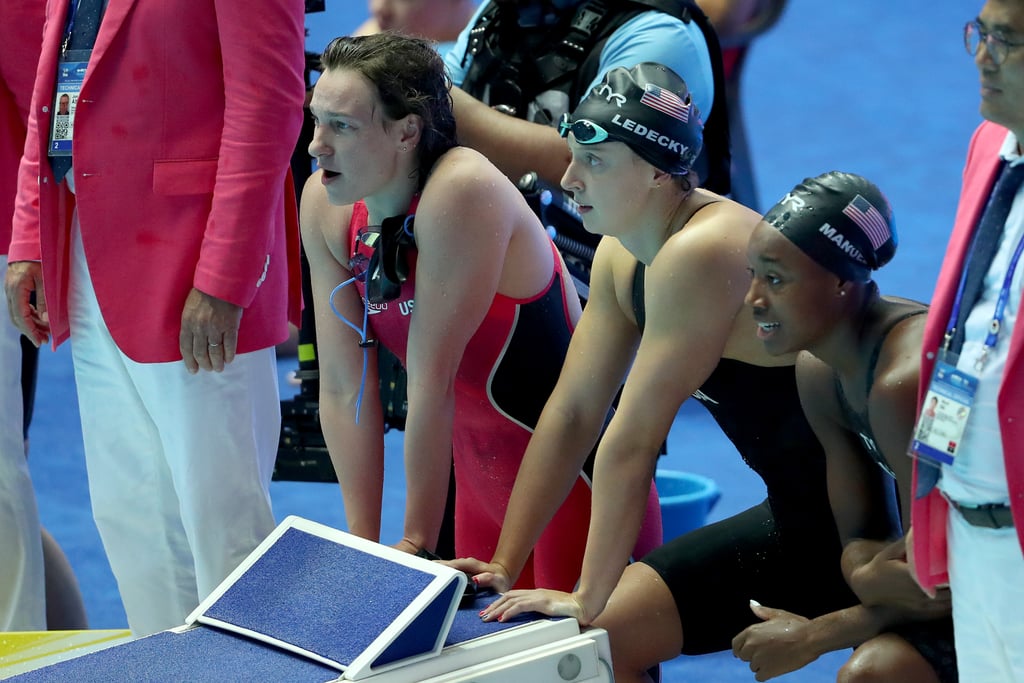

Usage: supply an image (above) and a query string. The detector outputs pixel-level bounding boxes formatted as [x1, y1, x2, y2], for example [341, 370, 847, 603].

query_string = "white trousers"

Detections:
[0, 254, 46, 630]
[948, 507, 1024, 683]
[68, 218, 280, 636]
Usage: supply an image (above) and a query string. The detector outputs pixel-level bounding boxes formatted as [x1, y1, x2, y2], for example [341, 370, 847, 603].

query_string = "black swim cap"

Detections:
[763, 171, 897, 282]
[560, 63, 703, 175]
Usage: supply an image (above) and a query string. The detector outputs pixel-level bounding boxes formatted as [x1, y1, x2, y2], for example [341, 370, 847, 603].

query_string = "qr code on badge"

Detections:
[53, 116, 70, 140]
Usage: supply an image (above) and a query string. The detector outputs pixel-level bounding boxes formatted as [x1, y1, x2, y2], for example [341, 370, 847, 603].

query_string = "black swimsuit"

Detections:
[832, 306, 958, 683]
[630, 261, 857, 654]
[833, 308, 927, 478]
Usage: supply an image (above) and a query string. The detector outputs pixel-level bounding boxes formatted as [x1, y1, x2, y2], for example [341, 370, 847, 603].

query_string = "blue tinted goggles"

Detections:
[558, 113, 610, 144]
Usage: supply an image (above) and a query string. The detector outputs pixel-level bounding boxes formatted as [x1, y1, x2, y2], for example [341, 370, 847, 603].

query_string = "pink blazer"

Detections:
[912, 120, 1024, 590]
[1, 0, 45, 254]
[9, 0, 306, 362]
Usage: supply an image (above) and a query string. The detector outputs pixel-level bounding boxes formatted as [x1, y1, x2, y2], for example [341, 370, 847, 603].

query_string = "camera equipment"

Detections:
[517, 171, 598, 302]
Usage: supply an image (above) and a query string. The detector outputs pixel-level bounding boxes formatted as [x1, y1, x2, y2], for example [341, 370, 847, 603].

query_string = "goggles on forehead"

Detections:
[558, 113, 610, 144]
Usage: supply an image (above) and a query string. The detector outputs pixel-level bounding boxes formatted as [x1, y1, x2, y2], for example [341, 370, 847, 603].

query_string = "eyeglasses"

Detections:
[558, 113, 610, 144]
[964, 19, 1024, 66]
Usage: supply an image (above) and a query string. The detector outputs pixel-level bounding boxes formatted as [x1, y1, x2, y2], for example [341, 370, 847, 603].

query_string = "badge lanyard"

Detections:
[50, 0, 92, 160]
[911, 205, 1024, 469]
[941, 221, 1024, 372]
[61, 0, 83, 56]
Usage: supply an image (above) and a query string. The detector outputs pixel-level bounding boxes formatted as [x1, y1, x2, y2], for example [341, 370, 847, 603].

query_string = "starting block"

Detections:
[6, 516, 614, 682]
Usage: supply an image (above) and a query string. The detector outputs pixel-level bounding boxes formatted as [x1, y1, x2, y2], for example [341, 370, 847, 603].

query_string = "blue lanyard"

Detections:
[61, 0, 83, 56]
[943, 221, 1024, 370]
[329, 273, 377, 425]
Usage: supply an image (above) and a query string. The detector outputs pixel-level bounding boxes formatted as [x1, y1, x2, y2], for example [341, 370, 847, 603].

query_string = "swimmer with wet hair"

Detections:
[740, 171, 957, 683]
[449, 68, 870, 683]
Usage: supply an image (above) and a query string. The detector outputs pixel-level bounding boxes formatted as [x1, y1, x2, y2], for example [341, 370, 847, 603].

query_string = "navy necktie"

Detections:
[949, 160, 1024, 355]
[67, 0, 104, 51]
[51, 0, 105, 183]
[917, 158, 1024, 497]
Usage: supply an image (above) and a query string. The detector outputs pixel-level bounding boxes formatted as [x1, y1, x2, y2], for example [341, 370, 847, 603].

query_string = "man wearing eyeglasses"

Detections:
[909, 2, 1024, 680]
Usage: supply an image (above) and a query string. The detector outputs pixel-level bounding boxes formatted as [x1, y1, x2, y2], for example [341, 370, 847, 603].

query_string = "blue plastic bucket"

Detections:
[655, 470, 721, 540]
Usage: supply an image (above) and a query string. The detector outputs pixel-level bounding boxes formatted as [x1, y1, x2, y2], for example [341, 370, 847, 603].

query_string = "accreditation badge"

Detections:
[909, 359, 977, 467]
[48, 57, 88, 157]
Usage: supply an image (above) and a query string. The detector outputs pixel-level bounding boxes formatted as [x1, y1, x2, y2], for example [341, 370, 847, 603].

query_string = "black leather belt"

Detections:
[949, 500, 1015, 529]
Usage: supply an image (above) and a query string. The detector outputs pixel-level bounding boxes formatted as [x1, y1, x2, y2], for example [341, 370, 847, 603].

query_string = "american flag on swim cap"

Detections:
[640, 83, 689, 122]
[842, 194, 890, 250]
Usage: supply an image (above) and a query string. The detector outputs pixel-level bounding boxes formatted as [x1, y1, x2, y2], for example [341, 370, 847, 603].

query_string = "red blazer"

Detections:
[1, 0, 45, 254]
[912, 120, 1024, 590]
[9, 0, 305, 362]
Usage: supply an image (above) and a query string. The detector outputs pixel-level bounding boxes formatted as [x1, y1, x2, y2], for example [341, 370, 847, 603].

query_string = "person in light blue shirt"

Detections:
[440, 0, 722, 190]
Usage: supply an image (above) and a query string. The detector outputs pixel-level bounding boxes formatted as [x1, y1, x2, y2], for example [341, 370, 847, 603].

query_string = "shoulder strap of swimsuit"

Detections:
[632, 261, 646, 333]
[628, 200, 724, 335]
[862, 308, 928, 394]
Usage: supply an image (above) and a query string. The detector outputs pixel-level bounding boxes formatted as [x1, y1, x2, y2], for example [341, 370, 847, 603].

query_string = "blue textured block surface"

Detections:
[201, 527, 437, 667]
[372, 578, 459, 667]
[7, 627, 339, 682]
[445, 592, 548, 646]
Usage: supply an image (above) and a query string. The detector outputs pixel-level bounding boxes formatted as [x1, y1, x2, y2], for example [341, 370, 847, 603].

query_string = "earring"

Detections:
[839, 290, 846, 297]
[401, 146, 408, 152]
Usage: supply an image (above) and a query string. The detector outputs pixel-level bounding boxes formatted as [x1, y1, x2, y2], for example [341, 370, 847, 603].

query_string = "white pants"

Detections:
[68, 218, 280, 636]
[0, 254, 46, 630]
[948, 507, 1024, 682]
